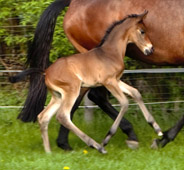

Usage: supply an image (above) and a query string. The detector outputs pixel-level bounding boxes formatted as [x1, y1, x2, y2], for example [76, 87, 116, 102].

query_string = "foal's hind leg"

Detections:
[56, 88, 89, 150]
[38, 96, 61, 153]
[118, 81, 163, 136]
[56, 89, 107, 154]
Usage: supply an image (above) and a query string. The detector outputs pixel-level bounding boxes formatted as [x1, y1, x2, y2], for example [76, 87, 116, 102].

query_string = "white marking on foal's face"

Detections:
[144, 43, 153, 50]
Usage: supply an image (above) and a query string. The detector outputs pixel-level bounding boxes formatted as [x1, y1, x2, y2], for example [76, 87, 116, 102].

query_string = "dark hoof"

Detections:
[57, 143, 73, 151]
[126, 140, 139, 149]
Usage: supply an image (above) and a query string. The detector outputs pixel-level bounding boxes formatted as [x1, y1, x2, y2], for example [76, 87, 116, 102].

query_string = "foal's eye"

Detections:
[140, 29, 145, 35]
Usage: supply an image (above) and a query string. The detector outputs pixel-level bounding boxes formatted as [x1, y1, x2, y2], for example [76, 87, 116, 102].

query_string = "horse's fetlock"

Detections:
[98, 147, 107, 154]
[109, 127, 116, 136]
[133, 88, 142, 101]
[120, 99, 129, 109]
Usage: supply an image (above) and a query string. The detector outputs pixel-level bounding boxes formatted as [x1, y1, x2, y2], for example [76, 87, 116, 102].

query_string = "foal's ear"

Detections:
[138, 10, 148, 22]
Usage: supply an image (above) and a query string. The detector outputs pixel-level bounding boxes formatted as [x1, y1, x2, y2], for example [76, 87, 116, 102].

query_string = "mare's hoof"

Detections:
[126, 140, 139, 149]
[57, 143, 73, 151]
[98, 147, 107, 154]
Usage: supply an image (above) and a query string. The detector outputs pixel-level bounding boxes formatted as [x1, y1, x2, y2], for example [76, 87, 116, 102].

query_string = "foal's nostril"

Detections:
[151, 46, 154, 53]
[145, 49, 150, 55]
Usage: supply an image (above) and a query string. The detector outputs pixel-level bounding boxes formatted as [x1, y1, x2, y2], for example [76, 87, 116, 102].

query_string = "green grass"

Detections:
[1, 84, 184, 170]
[0, 107, 184, 170]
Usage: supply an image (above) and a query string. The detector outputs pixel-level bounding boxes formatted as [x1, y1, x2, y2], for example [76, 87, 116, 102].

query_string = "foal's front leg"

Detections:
[88, 87, 139, 149]
[118, 81, 163, 136]
[102, 79, 129, 147]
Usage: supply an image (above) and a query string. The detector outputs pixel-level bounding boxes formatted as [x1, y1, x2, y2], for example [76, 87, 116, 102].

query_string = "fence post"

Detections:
[84, 92, 94, 122]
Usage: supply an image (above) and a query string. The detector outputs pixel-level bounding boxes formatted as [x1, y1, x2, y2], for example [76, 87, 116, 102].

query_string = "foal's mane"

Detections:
[97, 14, 139, 47]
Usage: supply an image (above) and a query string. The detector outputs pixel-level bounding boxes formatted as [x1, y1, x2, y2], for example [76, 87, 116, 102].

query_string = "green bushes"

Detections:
[0, 0, 75, 70]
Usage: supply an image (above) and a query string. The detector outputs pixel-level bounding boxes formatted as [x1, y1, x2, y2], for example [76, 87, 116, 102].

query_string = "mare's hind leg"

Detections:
[56, 89, 107, 154]
[118, 81, 163, 136]
[38, 96, 61, 153]
[102, 79, 129, 147]
[152, 115, 184, 148]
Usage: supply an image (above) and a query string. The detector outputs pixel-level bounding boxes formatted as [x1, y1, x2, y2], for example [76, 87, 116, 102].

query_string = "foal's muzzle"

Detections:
[144, 46, 154, 56]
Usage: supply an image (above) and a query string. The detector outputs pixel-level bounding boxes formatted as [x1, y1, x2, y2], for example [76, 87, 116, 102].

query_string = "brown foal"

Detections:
[37, 11, 162, 153]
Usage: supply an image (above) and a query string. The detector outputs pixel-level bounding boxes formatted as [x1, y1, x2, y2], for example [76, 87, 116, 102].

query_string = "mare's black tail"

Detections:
[18, 0, 71, 122]
[9, 68, 46, 122]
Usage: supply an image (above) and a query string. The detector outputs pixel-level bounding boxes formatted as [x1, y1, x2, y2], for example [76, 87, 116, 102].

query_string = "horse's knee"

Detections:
[120, 98, 129, 110]
[132, 88, 142, 101]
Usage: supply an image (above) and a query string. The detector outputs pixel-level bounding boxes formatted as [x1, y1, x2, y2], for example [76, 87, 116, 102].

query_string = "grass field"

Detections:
[0, 106, 184, 170]
[0, 82, 184, 170]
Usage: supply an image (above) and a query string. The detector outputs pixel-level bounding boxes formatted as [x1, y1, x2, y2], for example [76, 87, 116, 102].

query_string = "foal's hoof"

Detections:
[98, 147, 107, 154]
[126, 140, 139, 149]
[151, 139, 158, 149]
[57, 143, 73, 151]
[151, 137, 170, 149]
[46, 151, 52, 154]
[158, 131, 163, 137]
[151, 139, 159, 149]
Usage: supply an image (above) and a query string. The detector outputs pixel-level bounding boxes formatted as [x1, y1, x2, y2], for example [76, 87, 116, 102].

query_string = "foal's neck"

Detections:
[101, 20, 132, 58]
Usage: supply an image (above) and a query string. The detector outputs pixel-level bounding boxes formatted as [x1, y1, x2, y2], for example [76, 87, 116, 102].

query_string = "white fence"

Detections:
[1, 68, 184, 109]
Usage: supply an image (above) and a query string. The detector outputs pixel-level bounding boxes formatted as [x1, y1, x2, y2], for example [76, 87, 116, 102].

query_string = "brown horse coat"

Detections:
[64, 0, 184, 65]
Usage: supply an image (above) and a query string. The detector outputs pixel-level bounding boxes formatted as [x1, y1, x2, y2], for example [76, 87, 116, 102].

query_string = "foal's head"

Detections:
[127, 11, 154, 56]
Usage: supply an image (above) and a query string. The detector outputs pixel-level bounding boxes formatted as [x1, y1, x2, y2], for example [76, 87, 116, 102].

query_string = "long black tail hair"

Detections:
[17, 0, 71, 122]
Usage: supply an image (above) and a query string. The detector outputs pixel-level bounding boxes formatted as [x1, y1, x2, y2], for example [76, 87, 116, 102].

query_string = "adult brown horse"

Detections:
[17, 0, 184, 150]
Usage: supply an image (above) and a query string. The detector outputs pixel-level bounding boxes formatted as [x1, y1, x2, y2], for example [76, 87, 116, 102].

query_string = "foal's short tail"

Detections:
[10, 69, 46, 122]
[15, 0, 71, 122]
[9, 68, 44, 83]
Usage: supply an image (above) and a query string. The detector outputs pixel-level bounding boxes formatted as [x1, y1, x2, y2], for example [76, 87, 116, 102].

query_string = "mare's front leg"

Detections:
[88, 87, 139, 149]
[56, 88, 89, 150]
[152, 115, 184, 148]
[118, 81, 163, 137]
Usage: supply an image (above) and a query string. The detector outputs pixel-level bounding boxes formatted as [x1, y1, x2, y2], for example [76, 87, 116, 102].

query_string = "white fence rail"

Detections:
[1, 68, 184, 109]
